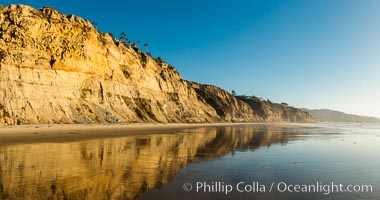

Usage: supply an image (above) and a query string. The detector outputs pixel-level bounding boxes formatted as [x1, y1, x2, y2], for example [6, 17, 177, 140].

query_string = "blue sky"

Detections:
[3, 0, 380, 117]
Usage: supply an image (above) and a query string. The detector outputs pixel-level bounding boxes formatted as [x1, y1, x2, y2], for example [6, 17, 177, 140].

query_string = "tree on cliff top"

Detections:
[132, 40, 141, 48]
[120, 32, 130, 45]
[91, 21, 98, 29]
[144, 42, 149, 52]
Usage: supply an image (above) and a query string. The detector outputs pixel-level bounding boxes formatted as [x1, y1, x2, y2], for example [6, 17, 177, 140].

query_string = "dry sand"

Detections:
[0, 123, 315, 146]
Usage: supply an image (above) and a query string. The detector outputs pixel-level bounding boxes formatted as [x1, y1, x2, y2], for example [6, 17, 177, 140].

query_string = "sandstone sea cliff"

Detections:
[0, 4, 315, 125]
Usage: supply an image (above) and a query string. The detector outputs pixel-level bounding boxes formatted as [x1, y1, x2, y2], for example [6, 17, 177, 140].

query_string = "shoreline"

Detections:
[0, 122, 316, 146]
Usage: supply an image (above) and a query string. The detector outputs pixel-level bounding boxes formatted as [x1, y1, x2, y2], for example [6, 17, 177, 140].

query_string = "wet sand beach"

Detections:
[0, 123, 314, 146]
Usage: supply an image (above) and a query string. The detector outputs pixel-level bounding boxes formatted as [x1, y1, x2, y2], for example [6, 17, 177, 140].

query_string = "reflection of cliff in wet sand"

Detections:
[0, 126, 310, 199]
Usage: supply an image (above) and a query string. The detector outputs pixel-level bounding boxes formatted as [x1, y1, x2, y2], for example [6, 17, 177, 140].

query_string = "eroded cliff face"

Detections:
[238, 96, 316, 123]
[190, 82, 261, 122]
[191, 83, 315, 123]
[0, 4, 220, 124]
[0, 4, 315, 125]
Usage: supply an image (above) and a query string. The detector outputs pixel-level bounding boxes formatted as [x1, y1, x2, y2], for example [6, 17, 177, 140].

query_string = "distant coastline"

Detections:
[302, 109, 380, 123]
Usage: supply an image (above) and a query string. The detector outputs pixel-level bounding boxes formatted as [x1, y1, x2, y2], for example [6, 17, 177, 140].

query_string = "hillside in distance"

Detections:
[0, 4, 315, 125]
[302, 109, 380, 123]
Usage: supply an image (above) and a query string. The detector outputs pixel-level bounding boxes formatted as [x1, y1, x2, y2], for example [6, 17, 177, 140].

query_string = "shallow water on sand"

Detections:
[0, 123, 379, 200]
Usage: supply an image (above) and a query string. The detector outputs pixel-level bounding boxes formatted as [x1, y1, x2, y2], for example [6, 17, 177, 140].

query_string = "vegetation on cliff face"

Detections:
[0, 4, 315, 125]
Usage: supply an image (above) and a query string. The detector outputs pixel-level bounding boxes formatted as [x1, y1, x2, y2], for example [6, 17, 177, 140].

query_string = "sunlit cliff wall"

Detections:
[0, 4, 315, 125]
